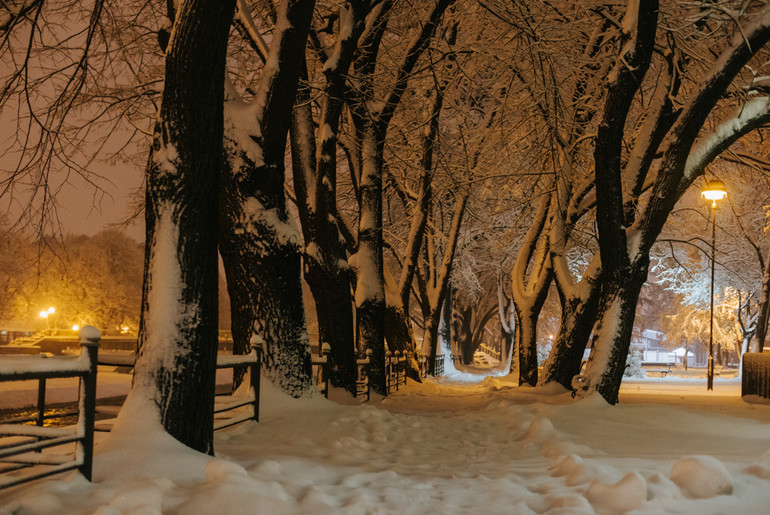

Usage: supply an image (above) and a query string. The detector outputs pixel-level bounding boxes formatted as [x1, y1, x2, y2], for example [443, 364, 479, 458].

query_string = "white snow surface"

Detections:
[3, 373, 770, 514]
[0, 354, 89, 376]
[133, 205, 194, 403]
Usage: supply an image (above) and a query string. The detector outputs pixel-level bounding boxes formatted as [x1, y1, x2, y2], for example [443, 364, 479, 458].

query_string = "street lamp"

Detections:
[39, 307, 56, 333]
[702, 179, 727, 390]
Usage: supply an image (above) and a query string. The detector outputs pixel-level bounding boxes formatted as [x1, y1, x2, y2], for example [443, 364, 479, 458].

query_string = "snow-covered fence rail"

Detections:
[94, 335, 263, 432]
[0, 326, 100, 490]
[478, 343, 501, 361]
[417, 354, 445, 378]
[434, 355, 444, 376]
[213, 335, 263, 430]
[742, 352, 770, 399]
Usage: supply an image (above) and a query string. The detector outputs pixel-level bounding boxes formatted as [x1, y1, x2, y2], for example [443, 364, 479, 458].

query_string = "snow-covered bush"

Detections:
[624, 346, 645, 378]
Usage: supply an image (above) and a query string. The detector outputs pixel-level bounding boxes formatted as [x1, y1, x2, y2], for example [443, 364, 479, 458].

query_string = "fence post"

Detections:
[249, 335, 263, 422]
[35, 375, 47, 453]
[321, 342, 331, 398]
[395, 351, 402, 392]
[363, 348, 372, 401]
[385, 350, 390, 394]
[77, 325, 100, 482]
[36, 377, 46, 428]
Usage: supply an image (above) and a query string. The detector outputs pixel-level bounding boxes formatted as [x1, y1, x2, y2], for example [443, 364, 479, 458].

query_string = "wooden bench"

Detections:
[643, 362, 674, 377]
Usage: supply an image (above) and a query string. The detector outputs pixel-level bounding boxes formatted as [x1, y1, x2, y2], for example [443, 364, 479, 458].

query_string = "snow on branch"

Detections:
[681, 96, 770, 192]
[240, 196, 301, 249]
[234, 0, 270, 64]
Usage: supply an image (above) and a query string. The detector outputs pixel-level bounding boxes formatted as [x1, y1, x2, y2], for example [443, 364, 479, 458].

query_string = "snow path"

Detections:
[2, 373, 770, 514]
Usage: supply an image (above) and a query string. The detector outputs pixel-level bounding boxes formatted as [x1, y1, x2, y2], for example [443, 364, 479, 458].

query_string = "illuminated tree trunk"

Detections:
[220, 0, 316, 397]
[131, 0, 235, 454]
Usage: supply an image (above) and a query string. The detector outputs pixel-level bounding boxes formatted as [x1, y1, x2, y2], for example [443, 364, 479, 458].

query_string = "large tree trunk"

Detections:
[509, 193, 552, 386]
[539, 278, 601, 390]
[289, 3, 372, 393]
[455, 304, 475, 365]
[440, 284, 454, 358]
[130, 0, 235, 454]
[423, 311, 442, 372]
[219, 184, 313, 396]
[384, 302, 415, 354]
[219, 0, 315, 397]
[577, 261, 649, 404]
[305, 261, 356, 390]
[351, 124, 386, 394]
[512, 304, 539, 386]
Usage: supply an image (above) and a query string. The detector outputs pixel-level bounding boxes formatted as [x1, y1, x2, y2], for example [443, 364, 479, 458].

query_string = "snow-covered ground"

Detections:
[2, 368, 770, 514]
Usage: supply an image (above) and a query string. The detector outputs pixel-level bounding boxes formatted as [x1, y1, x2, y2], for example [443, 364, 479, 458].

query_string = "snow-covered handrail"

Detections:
[0, 326, 100, 490]
[214, 335, 263, 430]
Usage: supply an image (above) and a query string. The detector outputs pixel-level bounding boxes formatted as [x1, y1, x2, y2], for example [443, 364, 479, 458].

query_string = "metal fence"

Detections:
[386, 351, 408, 394]
[416, 353, 444, 378]
[213, 336, 262, 430]
[0, 328, 100, 490]
[95, 338, 263, 431]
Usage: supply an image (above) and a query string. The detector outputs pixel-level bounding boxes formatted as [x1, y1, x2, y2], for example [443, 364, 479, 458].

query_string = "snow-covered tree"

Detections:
[2, 230, 143, 332]
[578, 1, 770, 403]
[129, 0, 236, 453]
[218, 0, 316, 397]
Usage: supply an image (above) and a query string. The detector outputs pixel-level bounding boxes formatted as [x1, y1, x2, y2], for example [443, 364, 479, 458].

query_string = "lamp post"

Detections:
[702, 180, 727, 390]
[39, 307, 55, 331]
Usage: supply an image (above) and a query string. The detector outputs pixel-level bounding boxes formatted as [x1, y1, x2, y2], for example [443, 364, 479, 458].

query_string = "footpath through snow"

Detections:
[3, 370, 770, 514]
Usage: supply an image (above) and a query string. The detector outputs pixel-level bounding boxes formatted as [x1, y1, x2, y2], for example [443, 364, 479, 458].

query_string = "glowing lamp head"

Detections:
[39, 311, 49, 319]
[47, 307, 55, 313]
[702, 180, 727, 202]
[72, 324, 79, 331]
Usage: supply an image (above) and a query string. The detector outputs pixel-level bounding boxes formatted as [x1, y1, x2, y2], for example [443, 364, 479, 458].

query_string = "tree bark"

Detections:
[351, 123, 387, 393]
[509, 194, 552, 386]
[577, 261, 649, 404]
[131, 0, 235, 454]
[220, 0, 315, 397]
[539, 278, 600, 390]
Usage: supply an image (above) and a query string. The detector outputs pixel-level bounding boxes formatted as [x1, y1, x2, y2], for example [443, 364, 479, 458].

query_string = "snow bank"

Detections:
[670, 455, 733, 499]
[3, 376, 770, 513]
[586, 471, 647, 514]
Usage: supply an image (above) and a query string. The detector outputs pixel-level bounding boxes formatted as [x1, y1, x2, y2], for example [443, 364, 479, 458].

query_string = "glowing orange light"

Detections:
[702, 180, 727, 202]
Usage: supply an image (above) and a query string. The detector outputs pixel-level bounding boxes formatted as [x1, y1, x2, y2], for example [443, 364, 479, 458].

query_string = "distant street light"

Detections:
[702, 179, 727, 391]
[39, 306, 57, 331]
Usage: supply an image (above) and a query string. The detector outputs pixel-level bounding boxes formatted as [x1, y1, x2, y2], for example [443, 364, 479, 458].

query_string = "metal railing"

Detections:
[386, 351, 408, 394]
[0, 327, 100, 490]
[477, 343, 501, 361]
[95, 337, 263, 432]
[417, 353, 444, 378]
[312, 344, 373, 401]
[742, 352, 770, 398]
[213, 336, 262, 430]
